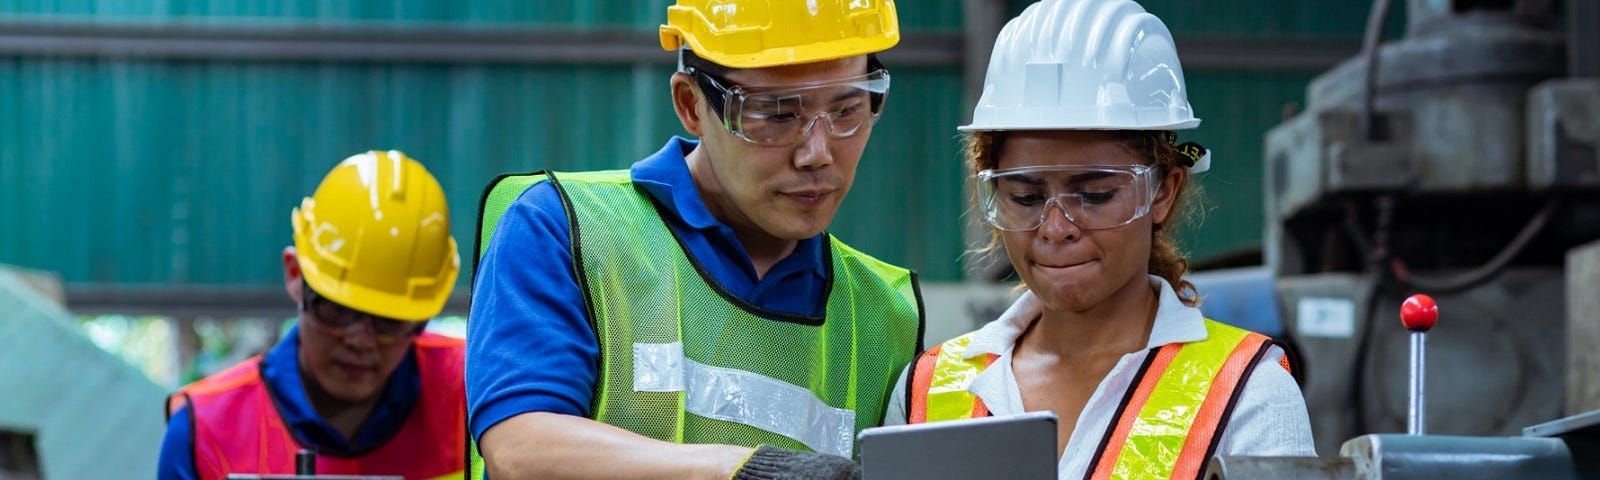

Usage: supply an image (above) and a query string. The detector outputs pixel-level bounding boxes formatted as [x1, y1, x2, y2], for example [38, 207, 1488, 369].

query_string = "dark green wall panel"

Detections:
[0, 57, 971, 284]
[0, 0, 964, 31]
[0, 58, 683, 284]
[834, 67, 969, 281]
[1139, 0, 1404, 38]
[2, 0, 1384, 289]
[1179, 69, 1318, 261]
[1006, 0, 1406, 39]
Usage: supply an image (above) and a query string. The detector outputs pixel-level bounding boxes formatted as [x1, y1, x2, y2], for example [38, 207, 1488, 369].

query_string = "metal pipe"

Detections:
[1409, 331, 1426, 435]
[1341, 434, 1578, 480]
[65, 286, 473, 318]
[1573, 0, 1600, 78]
[296, 449, 315, 475]
[1397, 199, 1561, 294]
[1361, 0, 1395, 141]
[1204, 456, 1355, 480]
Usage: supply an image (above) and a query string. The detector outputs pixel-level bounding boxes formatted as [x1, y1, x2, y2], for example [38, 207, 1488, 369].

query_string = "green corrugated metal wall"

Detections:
[1, 1, 1387, 288]
[1007, 0, 1402, 38]
[1178, 70, 1317, 260]
[0, 0, 965, 27]
[0, 1, 972, 287]
[0, 63, 969, 284]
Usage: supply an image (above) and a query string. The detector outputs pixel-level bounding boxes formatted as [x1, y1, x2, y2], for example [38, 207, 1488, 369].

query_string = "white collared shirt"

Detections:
[883, 276, 1315, 478]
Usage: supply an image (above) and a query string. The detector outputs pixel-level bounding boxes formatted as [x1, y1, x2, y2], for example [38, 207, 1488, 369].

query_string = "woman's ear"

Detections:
[1151, 169, 1185, 226]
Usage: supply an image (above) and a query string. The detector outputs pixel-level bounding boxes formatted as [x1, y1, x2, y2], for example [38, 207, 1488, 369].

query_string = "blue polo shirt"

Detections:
[156, 324, 422, 479]
[466, 136, 829, 442]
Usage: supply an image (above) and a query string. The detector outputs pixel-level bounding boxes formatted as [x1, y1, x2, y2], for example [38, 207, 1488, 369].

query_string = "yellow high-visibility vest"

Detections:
[909, 319, 1291, 480]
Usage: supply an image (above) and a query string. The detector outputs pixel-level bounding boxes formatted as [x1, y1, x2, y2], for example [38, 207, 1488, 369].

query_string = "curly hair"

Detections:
[964, 130, 1203, 307]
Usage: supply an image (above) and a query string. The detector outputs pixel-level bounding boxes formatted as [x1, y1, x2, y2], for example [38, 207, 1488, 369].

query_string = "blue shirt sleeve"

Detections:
[466, 181, 599, 443]
[157, 405, 199, 480]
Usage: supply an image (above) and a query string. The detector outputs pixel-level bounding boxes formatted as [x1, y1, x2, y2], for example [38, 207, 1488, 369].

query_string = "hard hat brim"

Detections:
[957, 118, 1202, 132]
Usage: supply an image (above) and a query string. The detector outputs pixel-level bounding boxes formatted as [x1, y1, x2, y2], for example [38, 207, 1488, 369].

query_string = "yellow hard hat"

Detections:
[291, 150, 460, 322]
[659, 0, 900, 69]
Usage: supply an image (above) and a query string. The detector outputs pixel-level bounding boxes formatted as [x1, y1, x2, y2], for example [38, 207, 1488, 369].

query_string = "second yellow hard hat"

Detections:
[291, 150, 460, 322]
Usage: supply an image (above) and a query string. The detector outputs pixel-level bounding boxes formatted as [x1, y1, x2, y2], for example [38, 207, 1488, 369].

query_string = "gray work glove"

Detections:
[730, 445, 861, 480]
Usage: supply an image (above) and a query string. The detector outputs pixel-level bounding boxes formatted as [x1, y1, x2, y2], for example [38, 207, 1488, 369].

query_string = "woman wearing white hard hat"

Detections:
[883, 0, 1315, 478]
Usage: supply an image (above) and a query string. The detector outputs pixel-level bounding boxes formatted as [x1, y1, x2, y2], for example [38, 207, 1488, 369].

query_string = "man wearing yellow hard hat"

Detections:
[157, 151, 467, 479]
[467, 1, 920, 478]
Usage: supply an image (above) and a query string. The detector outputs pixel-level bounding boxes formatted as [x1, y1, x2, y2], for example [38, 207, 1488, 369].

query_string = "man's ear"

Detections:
[670, 72, 705, 136]
[1151, 169, 1186, 226]
[283, 246, 303, 305]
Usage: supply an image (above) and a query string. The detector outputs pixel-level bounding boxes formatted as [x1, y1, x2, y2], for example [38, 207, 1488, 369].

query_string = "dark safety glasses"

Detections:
[300, 283, 423, 345]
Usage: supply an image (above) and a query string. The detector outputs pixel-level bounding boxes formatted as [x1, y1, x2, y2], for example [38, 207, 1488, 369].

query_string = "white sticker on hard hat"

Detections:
[1189, 149, 1211, 174]
[1024, 62, 1062, 108]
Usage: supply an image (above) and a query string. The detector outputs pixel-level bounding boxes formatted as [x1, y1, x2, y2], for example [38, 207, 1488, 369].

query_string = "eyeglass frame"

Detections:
[974, 164, 1164, 232]
[683, 56, 890, 146]
[299, 282, 425, 345]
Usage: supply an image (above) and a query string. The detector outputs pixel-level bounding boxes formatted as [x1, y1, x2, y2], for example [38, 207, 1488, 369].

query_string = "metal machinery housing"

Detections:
[1263, 0, 1600, 460]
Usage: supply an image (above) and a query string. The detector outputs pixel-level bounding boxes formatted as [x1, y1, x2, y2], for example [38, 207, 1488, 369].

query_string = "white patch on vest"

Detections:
[632, 342, 857, 457]
[633, 342, 685, 392]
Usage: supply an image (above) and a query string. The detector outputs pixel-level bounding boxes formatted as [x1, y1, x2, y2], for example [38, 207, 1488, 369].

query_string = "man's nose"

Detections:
[794, 114, 835, 170]
[340, 318, 380, 349]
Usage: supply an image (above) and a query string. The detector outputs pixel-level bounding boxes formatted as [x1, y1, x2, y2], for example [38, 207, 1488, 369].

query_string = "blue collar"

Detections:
[628, 136, 828, 283]
[258, 324, 422, 456]
[630, 136, 723, 231]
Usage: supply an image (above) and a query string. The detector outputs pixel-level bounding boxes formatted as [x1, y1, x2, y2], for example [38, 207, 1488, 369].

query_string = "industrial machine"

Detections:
[1206, 294, 1600, 479]
[1264, 0, 1599, 453]
[1215, 0, 1600, 477]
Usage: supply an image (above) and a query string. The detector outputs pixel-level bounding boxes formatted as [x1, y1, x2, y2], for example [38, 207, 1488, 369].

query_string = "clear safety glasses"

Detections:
[975, 165, 1160, 232]
[686, 65, 890, 146]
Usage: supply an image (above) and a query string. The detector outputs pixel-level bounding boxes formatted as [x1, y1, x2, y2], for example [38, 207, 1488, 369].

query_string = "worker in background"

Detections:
[466, 1, 921, 478]
[157, 151, 466, 480]
[883, 0, 1315, 478]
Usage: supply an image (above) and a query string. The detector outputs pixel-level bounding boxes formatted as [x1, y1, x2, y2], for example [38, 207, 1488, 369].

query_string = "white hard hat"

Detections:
[961, 0, 1201, 132]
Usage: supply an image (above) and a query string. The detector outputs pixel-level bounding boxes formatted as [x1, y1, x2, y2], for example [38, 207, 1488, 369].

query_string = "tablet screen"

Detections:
[857, 410, 1059, 480]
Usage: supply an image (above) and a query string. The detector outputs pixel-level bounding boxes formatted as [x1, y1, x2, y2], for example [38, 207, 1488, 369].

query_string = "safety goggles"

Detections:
[975, 165, 1160, 232]
[686, 62, 890, 146]
[300, 283, 423, 345]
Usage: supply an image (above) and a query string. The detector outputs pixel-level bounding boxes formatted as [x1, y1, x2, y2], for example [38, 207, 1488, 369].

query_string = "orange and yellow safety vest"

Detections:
[908, 319, 1292, 480]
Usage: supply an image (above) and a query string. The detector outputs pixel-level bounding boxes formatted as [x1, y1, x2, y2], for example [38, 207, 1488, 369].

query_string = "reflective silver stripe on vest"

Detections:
[632, 342, 856, 457]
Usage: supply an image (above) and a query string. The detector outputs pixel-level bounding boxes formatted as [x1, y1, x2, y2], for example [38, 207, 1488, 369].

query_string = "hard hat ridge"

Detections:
[962, 0, 1200, 132]
[291, 150, 460, 322]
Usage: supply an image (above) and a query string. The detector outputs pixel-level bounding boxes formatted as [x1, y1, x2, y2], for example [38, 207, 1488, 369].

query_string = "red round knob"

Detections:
[1401, 294, 1438, 332]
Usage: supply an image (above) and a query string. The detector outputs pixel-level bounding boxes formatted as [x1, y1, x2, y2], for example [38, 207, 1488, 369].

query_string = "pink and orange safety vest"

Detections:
[167, 333, 466, 480]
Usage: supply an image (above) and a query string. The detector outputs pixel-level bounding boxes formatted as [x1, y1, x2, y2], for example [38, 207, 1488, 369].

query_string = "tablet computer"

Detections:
[857, 410, 1059, 480]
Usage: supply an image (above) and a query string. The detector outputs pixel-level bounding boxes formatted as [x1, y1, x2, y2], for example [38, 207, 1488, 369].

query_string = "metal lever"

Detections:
[1400, 294, 1438, 435]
